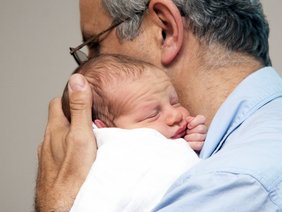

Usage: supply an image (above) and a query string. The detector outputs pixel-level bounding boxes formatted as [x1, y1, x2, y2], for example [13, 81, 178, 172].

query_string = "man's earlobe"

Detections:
[149, 0, 184, 65]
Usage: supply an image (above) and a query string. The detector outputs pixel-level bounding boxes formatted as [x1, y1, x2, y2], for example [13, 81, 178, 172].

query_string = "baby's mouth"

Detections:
[171, 125, 186, 139]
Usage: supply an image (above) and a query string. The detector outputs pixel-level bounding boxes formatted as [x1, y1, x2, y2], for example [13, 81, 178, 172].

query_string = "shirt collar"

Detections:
[200, 67, 282, 158]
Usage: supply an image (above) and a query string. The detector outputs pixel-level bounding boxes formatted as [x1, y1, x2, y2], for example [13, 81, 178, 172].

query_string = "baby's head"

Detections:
[62, 54, 160, 126]
[62, 54, 190, 138]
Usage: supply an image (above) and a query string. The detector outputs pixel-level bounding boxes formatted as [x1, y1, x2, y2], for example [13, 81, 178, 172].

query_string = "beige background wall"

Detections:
[0, 1, 281, 211]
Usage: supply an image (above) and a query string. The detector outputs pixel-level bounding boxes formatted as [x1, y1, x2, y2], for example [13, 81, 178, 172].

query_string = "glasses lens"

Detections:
[76, 50, 88, 63]
[70, 49, 88, 65]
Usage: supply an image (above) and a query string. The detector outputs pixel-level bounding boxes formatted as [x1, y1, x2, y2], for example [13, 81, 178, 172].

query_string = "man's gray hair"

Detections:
[102, 0, 271, 66]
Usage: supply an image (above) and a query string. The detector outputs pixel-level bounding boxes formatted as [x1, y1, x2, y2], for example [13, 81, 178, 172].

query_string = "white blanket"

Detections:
[70, 127, 200, 212]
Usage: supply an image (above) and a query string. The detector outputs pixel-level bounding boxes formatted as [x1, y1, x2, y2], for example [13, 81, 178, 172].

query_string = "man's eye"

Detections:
[88, 40, 100, 48]
[88, 41, 100, 53]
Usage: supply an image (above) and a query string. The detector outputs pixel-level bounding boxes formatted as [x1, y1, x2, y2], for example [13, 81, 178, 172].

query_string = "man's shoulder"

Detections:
[155, 136, 282, 211]
[158, 98, 282, 210]
[198, 96, 282, 186]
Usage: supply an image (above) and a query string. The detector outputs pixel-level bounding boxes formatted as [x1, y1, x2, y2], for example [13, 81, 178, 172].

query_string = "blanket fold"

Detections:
[71, 127, 200, 212]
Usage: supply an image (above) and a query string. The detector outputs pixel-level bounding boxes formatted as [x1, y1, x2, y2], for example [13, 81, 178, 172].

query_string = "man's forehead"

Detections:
[80, 0, 112, 30]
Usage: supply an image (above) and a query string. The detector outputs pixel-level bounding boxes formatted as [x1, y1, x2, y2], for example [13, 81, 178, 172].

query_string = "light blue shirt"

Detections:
[154, 67, 282, 211]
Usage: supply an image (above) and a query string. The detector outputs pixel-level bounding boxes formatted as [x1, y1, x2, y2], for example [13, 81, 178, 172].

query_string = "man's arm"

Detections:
[35, 74, 96, 211]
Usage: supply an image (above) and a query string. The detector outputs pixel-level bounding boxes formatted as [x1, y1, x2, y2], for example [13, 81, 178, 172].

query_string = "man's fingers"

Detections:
[37, 143, 42, 160]
[60, 73, 97, 180]
[48, 97, 69, 129]
[45, 98, 70, 166]
[36, 79, 96, 212]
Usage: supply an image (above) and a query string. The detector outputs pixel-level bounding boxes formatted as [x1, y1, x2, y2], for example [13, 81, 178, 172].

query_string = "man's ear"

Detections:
[94, 119, 107, 128]
[148, 0, 184, 65]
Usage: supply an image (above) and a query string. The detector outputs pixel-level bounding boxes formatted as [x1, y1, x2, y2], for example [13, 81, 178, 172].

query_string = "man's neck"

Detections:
[175, 41, 263, 126]
[167, 32, 264, 126]
[191, 58, 263, 126]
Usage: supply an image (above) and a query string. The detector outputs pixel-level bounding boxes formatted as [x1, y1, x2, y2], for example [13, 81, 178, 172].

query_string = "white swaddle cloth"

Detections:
[70, 127, 200, 212]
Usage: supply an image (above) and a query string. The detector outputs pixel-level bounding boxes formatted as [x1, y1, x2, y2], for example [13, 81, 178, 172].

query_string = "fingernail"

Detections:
[69, 74, 85, 91]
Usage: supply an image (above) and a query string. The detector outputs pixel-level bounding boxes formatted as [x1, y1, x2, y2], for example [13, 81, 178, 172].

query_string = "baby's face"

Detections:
[113, 69, 190, 139]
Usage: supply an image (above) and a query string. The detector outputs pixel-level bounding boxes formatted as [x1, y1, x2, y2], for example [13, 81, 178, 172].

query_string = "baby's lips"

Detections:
[171, 124, 187, 139]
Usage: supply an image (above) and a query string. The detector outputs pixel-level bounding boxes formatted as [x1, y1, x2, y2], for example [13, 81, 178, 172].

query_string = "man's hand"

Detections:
[35, 74, 96, 211]
[184, 115, 207, 152]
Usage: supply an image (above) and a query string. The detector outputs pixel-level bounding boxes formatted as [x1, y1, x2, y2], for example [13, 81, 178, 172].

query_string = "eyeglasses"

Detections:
[69, 18, 129, 65]
[69, 1, 150, 65]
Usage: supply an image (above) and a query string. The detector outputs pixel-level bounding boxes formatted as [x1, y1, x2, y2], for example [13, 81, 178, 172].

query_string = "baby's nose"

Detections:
[166, 108, 183, 126]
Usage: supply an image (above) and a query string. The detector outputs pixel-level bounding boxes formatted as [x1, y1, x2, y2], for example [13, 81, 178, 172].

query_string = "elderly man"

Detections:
[36, 0, 282, 211]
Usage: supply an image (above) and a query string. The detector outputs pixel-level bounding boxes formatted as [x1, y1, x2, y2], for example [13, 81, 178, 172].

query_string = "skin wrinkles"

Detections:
[113, 69, 189, 138]
[80, 0, 112, 57]
[79, 0, 270, 127]
[114, 78, 169, 121]
[80, 0, 162, 67]
[35, 1, 273, 211]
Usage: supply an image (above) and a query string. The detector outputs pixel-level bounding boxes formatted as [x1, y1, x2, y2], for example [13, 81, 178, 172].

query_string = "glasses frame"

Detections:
[69, 18, 129, 65]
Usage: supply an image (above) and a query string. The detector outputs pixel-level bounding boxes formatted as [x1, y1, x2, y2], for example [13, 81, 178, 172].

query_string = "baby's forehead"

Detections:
[110, 65, 169, 84]
[84, 60, 171, 94]
[143, 66, 169, 79]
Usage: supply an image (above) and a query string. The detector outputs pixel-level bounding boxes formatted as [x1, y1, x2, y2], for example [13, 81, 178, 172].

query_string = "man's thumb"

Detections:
[68, 73, 93, 128]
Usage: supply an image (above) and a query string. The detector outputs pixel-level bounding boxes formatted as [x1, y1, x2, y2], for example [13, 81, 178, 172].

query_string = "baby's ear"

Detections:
[94, 119, 107, 128]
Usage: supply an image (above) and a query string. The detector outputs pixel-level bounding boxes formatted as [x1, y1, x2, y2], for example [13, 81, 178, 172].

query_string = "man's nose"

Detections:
[166, 108, 183, 126]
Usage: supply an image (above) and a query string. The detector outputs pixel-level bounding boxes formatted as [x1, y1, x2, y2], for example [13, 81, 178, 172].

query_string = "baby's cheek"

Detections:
[153, 124, 171, 138]
[181, 107, 190, 118]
